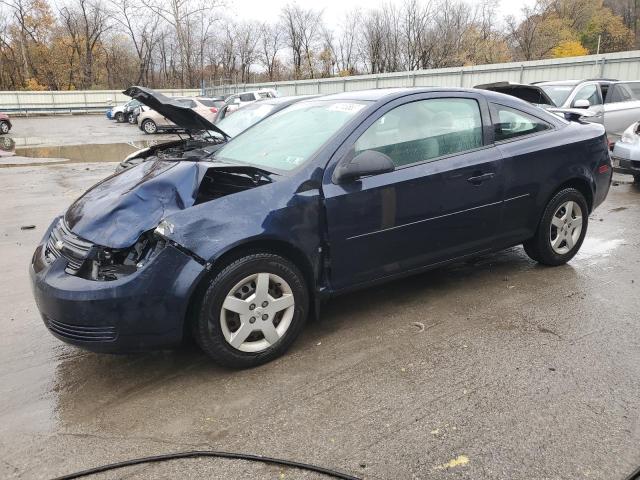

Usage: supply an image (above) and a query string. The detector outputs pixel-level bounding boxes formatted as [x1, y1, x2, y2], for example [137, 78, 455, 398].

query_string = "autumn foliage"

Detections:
[0, 0, 636, 91]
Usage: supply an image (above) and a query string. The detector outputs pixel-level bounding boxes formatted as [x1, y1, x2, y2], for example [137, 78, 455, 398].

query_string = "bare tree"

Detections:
[110, 0, 159, 85]
[235, 21, 260, 83]
[59, 0, 111, 88]
[259, 22, 283, 81]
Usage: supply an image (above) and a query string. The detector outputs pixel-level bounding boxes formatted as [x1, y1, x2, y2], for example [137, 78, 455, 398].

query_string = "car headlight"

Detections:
[620, 123, 640, 144]
[77, 232, 165, 281]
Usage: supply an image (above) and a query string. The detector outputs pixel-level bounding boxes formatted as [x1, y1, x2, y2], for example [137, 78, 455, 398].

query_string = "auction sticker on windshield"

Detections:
[327, 103, 366, 113]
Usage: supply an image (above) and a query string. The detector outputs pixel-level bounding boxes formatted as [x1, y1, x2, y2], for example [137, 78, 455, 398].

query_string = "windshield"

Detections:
[538, 84, 575, 107]
[216, 103, 277, 137]
[214, 100, 369, 171]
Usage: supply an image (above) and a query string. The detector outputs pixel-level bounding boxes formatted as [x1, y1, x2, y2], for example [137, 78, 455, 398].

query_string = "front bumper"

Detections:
[611, 155, 640, 176]
[611, 142, 640, 177]
[30, 224, 205, 353]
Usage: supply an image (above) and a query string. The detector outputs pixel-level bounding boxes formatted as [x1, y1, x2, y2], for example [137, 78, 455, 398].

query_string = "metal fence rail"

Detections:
[0, 89, 201, 115]
[203, 50, 640, 97]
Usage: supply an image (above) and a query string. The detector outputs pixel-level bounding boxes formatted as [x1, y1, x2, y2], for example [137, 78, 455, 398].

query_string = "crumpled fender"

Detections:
[162, 179, 322, 271]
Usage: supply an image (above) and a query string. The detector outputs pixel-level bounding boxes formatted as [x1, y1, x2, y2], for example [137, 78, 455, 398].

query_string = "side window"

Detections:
[239, 93, 255, 102]
[572, 84, 602, 106]
[354, 98, 483, 168]
[176, 99, 196, 108]
[606, 82, 640, 103]
[492, 105, 551, 141]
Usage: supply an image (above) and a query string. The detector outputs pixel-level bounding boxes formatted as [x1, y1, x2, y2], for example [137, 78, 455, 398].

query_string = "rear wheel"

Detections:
[0, 121, 9, 134]
[114, 111, 125, 123]
[193, 253, 308, 368]
[127, 112, 136, 124]
[142, 119, 157, 134]
[523, 188, 588, 266]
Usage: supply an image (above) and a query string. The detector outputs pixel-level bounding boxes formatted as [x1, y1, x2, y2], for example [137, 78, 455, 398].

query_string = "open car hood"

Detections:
[123, 86, 229, 138]
[474, 82, 555, 107]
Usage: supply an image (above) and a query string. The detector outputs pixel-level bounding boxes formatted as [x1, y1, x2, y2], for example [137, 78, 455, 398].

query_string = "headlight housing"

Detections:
[77, 232, 165, 281]
[620, 122, 640, 145]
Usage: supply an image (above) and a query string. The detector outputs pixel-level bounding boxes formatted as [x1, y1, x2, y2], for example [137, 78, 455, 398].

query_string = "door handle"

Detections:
[467, 172, 495, 184]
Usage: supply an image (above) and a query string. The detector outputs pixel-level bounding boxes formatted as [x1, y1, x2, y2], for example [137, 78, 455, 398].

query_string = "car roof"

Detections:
[296, 87, 538, 105]
[534, 80, 582, 86]
[290, 87, 564, 125]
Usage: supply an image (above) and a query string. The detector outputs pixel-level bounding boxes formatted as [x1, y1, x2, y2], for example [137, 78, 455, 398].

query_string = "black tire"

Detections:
[0, 121, 9, 134]
[142, 119, 157, 134]
[127, 112, 136, 124]
[523, 188, 588, 266]
[193, 253, 309, 368]
[114, 111, 125, 123]
[633, 174, 640, 184]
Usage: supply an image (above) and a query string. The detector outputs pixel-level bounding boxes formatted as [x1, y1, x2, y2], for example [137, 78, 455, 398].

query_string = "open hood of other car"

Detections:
[474, 82, 555, 106]
[123, 86, 229, 138]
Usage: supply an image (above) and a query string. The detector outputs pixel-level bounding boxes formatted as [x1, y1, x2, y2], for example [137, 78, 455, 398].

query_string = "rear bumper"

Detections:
[30, 224, 205, 353]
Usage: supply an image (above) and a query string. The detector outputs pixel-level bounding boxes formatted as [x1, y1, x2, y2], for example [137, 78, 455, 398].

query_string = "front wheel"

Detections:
[193, 253, 309, 368]
[142, 119, 157, 134]
[523, 188, 588, 266]
[114, 111, 125, 123]
[127, 113, 136, 124]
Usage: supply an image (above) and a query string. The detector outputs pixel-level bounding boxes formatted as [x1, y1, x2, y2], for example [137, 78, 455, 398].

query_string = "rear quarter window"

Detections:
[491, 104, 552, 142]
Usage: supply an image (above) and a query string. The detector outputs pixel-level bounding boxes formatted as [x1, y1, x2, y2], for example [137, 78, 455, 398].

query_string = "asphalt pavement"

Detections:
[0, 115, 639, 479]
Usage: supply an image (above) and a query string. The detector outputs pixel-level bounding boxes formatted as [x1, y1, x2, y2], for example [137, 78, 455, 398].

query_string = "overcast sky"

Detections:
[227, 0, 536, 27]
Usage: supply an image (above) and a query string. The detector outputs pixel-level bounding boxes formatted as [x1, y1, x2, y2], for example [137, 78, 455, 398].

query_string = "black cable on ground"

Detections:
[51, 450, 362, 480]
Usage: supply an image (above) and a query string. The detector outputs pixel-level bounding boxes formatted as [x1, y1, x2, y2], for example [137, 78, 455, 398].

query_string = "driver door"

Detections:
[322, 93, 504, 290]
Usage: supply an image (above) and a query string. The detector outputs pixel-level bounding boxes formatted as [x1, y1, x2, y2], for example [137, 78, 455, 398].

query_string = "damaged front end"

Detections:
[57, 158, 274, 276]
[45, 218, 164, 281]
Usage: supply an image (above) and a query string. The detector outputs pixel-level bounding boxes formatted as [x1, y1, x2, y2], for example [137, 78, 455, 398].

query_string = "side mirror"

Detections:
[334, 150, 395, 183]
[573, 99, 591, 109]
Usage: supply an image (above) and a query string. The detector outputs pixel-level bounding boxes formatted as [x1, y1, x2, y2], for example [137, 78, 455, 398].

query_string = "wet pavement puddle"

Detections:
[0, 139, 160, 167]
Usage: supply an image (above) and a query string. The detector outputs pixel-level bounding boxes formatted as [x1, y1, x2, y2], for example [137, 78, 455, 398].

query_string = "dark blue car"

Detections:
[30, 88, 612, 368]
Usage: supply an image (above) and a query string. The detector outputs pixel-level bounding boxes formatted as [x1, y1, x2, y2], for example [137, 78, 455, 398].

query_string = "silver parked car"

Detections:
[611, 122, 640, 183]
[536, 79, 640, 142]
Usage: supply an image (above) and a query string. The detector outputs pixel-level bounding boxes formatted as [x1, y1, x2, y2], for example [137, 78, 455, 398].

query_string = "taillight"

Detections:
[210, 107, 218, 113]
[598, 164, 610, 174]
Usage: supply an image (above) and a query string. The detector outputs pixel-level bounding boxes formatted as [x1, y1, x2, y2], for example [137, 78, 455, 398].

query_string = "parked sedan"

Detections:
[137, 96, 217, 134]
[0, 112, 11, 134]
[30, 88, 611, 368]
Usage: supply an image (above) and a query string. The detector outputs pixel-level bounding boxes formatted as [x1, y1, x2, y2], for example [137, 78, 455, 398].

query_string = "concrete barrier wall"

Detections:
[0, 89, 201, 115]
[204, 50, 640, 97]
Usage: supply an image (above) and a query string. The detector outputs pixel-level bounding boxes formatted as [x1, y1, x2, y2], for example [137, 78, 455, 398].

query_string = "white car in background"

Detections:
[217, 89, 279, 119]
[611, 122, 640, 183]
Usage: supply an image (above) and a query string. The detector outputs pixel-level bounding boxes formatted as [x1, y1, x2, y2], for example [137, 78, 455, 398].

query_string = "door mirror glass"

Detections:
[334, 150, 395, 183]
[573, 99, 591, 109]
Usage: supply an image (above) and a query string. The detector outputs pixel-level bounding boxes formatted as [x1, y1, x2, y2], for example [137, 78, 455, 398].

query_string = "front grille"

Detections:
[45, 219, 93, 273]
[44, 315, 117, 342]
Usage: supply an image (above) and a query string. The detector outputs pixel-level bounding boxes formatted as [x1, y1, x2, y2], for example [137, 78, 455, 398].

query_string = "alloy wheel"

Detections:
[143, 120, 156, 134]
[219, 272, 295, 353]
[0, 122, 8, 134]
[549, 200, 583, 255]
